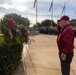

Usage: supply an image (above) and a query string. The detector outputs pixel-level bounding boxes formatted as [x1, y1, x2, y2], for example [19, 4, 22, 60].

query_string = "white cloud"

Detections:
[0, 0, 76, 24]
[0, 13, 5, 18]
[0, 3, 10, 9]
[0, 0, 33, 12]
[15, 5, 27, 12]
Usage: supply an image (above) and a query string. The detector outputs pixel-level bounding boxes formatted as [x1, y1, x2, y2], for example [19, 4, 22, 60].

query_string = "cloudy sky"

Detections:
[0, 0, 76, 24]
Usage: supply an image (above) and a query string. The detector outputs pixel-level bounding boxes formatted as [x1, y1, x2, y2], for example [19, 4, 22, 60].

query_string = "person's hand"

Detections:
[61, 53, 66, 60]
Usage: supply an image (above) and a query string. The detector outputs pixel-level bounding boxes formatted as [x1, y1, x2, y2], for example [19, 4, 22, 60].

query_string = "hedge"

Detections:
[0, 18, 29, 75]
[0, 44, 23, 75]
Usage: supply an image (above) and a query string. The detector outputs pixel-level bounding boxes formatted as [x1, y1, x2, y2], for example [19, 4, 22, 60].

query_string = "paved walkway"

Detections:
[12, 34, 76, 75]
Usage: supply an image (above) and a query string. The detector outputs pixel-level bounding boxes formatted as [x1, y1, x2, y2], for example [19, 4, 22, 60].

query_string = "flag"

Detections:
[62, 3, 66, 14]
[49, 1, 53, 12]
[33, 0, 37, 8]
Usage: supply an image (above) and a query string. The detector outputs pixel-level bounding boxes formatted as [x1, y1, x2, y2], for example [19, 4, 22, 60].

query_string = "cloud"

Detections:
[0, 6, 6, 13]
[0, 0, 76, 24]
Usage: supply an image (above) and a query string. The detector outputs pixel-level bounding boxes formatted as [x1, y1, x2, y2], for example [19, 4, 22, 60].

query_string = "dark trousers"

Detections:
[59, 52, 74, 75]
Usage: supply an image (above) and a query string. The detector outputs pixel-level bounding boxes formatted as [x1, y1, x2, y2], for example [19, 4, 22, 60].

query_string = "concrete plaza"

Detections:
[12, 34, 76, 75]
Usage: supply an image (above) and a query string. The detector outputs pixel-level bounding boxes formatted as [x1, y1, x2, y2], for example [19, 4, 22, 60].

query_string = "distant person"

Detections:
[57, 15, 74, 75]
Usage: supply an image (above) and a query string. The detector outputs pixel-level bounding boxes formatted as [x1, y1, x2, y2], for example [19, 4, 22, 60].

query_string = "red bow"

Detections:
[8, 18, 14, 32]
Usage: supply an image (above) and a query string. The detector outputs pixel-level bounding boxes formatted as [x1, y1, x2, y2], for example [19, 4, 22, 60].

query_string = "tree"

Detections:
[34, 22, 41, 27]
[41, 19, 57, 27]
[70, 19, 76, 27]
[37, 22, 41, 27]
[1, 13, 30, 27]
[41, 19, 51, 27]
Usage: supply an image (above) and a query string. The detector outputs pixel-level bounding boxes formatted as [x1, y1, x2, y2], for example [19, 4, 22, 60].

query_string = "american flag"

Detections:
[62, 3, 66, 14]
[33, 0, 37, 8]
[49, 1, 53, 12]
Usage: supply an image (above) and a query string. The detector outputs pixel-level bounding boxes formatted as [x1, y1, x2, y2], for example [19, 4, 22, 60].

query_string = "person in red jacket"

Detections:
[57, 15, 74, 75]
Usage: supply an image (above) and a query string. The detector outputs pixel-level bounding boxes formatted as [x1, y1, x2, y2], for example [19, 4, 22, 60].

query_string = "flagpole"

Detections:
[75, 11, 76, 14]
[64, 2, 66, 15]
[36, 0, 38, 27]
[51, 0, 53, 27]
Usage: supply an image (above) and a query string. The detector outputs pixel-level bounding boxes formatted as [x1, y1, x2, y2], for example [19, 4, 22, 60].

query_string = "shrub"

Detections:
[0, 44, 23, 75]
[0, 18, 29, 75]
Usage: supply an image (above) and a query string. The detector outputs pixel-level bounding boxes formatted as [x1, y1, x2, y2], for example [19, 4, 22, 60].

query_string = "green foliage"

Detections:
[70, 19, 76, 27]
[1, 18, 29, 45]
[0, 14, 29, 75]
[41, 19, 57, 27]
[17, 24, 26, 29]
[2, 13, 30, 27]
[0, 44, 23, 75]
[34, 22, 41, 27]
[0, 35, 4, 44]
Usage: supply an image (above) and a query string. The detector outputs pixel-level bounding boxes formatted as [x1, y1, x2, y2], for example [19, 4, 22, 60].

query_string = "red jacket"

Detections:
[57, 25, 74, 54]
